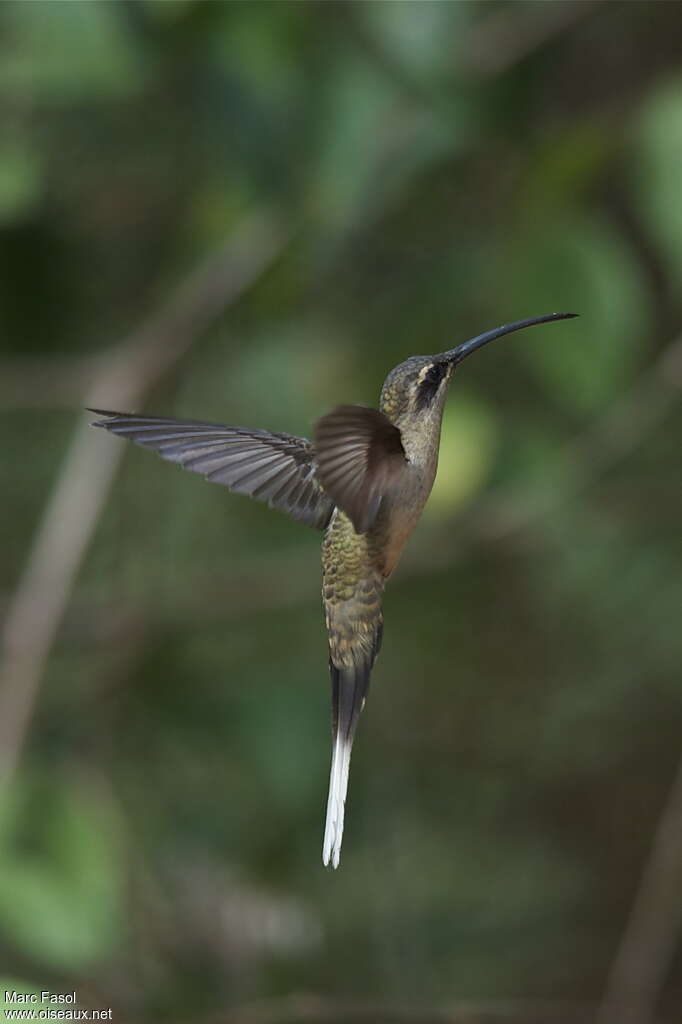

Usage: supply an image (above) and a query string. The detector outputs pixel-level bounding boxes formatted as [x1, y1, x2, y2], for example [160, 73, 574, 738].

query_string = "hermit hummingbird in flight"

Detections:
[91, 312, 576, 868]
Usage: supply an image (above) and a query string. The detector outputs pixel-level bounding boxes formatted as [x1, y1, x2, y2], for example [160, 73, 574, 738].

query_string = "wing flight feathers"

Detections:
[89, 409, 334, 530]
[314, 405, 407, 534]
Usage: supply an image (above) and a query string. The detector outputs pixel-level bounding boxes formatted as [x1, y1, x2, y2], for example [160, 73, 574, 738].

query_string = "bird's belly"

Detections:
[381, 509, 421, 576]
[379, 476, 431, 577]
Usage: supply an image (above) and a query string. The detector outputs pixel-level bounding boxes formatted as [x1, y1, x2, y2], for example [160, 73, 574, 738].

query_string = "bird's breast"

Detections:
[375, 464, 434, 577]
[322, 459, 437, 583]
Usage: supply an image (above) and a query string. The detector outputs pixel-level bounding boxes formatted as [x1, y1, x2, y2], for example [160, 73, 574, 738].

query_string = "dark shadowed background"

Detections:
[1, 3, 682, 1023]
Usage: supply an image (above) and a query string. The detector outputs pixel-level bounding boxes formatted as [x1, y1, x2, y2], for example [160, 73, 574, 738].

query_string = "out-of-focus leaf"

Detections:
[311, 54, 457, 232]
[0, 779, 123, 970]
[521, 121, 616, 209]
[500, 215, 648, 414]
[424, 396, 498, 518]
[142, 0, 195, 23]
[212, 2, 304, 107]
[312, 55, 396, 230]
[0, 2, 142, 99]
[360, 0, 472, 81]
[633, 77, 682, 271]
[0, 145, 42, 223]
[198, 320, 346, 429]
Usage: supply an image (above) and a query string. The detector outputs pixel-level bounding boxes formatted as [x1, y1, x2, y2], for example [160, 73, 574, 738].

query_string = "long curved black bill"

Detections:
[440, 312, 577, 366]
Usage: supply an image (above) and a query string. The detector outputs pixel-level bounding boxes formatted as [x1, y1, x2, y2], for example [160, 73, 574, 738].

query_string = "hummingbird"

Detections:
[90, 312, 575, 868]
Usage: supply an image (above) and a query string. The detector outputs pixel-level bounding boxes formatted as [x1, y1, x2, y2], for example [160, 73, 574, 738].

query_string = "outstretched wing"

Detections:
[314, 405, 408, 534]
[89, 409, 334, 530]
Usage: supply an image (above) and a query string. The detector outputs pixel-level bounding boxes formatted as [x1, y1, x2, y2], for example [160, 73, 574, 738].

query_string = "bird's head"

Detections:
[379, 355, 454, 424]
[379, 313, 577, 426]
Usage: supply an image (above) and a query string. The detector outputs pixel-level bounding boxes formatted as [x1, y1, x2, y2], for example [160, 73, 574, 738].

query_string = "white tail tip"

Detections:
[322, 732, 352, 869]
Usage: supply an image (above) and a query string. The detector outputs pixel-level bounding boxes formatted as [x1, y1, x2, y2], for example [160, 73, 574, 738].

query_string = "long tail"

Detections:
[322, 627, 382, 869]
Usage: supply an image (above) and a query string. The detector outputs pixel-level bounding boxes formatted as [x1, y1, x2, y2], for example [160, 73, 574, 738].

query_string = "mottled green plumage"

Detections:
[322, 513, 383, 656]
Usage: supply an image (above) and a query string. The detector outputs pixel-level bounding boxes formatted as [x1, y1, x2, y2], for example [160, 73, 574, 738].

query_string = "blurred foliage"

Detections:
[0, 778, 122, 969]
[1, 1, 682, 1021]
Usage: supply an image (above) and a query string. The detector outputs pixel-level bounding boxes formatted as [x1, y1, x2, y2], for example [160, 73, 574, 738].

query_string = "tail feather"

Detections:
[322, 661, 364, 869]
[322, 715, 352, 869]
[322, 624, 382, 869]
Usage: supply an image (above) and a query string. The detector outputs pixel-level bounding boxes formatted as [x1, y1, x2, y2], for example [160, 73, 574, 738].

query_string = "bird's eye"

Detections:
[424, 364, 445, 387]
[415, 362, 447, 409]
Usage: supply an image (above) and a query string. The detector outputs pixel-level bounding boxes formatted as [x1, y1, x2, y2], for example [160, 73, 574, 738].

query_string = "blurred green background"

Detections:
[1, 2, 682, 1022]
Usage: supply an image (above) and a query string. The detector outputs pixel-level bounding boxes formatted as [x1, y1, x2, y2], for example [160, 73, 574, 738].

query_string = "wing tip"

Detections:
[86, 408, 125, 428]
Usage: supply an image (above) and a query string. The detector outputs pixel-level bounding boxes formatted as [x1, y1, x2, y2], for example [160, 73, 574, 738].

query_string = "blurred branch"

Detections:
[597, 756, 682, 1024]
[0, 354, 104, 409]
[337, 0, 603, 111]
[0, 210, 292, 790]
[459, 0, 604, 77]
